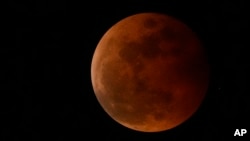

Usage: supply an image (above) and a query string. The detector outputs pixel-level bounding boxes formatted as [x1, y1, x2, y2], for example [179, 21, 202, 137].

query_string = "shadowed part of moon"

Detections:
[143, 17, 157, 28]
[91, 13, 210, 132]
[119, 35, 162, 61]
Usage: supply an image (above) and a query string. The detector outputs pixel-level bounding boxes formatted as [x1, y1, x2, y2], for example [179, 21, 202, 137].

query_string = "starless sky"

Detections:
[3, 0, 249, 140]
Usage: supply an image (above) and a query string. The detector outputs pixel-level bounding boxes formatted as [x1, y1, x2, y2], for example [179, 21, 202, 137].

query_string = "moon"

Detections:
[91, 13, 210, 132]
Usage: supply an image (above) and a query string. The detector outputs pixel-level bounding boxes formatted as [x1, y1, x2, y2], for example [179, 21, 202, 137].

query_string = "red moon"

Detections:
[91, 13, 210, 132]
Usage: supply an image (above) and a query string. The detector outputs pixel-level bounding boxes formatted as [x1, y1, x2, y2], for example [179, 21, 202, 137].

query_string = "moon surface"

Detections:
[91, 13, 210, 132]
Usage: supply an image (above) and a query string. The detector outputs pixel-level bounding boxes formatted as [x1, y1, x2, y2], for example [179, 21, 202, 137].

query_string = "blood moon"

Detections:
[91, 13, 210, 132]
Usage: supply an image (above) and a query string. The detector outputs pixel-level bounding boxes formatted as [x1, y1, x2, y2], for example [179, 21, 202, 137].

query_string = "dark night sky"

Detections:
[2, 0, 249, 140]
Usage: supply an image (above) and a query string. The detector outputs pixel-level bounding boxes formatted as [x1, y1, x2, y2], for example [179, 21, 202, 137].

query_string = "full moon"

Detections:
[91, 13, 210, 132]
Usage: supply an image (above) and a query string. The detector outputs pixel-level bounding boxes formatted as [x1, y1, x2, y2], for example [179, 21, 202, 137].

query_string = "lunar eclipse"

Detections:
[91, 13, 210, 132]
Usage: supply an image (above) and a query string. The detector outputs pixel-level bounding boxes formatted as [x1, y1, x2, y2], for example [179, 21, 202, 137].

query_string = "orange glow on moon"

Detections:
[91, 13, 210, 132]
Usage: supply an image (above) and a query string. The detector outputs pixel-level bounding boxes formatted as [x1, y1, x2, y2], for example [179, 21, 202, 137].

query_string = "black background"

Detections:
[2, 0, 249, 140]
